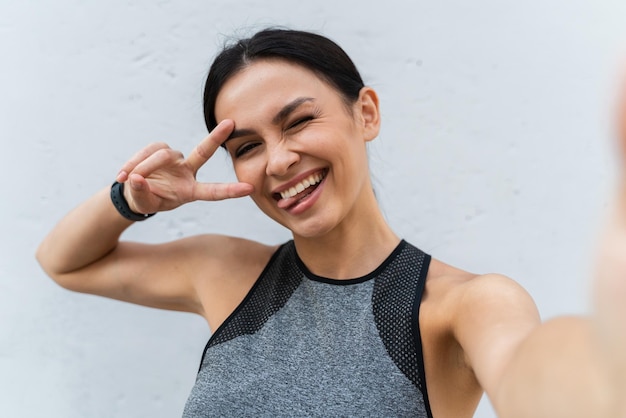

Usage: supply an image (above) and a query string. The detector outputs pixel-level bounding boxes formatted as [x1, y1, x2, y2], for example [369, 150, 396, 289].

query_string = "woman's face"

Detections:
[214, 59, 380, 238]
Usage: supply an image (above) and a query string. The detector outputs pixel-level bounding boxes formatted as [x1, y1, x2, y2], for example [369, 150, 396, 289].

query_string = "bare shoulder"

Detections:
[420, 259, 542, 415]
[183, 234, 280, 330]
[419, 260, 532, 415]
[424, 258, 541, 394]
[423, 258, 537, 327]
[183, 234, 280, 289]
[420, 258, 478, 327]
[424, 259, 540, 355]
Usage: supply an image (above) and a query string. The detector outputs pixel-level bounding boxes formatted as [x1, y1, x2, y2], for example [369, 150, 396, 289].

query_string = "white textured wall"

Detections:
[2, 1, 625, 417]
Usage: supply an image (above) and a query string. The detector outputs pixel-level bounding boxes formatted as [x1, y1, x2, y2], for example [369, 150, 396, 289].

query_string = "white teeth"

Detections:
[280, 172, 325, 200]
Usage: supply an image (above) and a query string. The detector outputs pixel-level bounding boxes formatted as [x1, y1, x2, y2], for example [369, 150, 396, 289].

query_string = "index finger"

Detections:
[116, 142, 170, 182]
[186, 119, 235, 173]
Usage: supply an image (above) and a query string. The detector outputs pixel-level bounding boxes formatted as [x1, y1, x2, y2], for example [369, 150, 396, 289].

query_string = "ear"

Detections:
[356, 87, 381, 142]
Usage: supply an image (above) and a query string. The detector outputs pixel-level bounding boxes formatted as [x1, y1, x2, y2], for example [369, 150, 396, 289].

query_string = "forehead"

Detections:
[214, 59, 335, 121]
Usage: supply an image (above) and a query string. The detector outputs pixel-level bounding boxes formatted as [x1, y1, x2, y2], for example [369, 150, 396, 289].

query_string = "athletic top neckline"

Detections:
[293, 239, 408, 285]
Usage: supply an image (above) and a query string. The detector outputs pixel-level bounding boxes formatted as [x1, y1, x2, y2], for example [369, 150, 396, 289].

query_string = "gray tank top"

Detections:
[183, 240, 433, 417]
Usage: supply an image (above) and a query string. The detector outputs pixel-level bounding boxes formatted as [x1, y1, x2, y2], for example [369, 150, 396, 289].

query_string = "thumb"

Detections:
[125, 173, 155, 213]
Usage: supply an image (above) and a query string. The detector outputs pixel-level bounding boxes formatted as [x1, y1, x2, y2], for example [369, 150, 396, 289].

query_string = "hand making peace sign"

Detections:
[114, 119, 254, 215]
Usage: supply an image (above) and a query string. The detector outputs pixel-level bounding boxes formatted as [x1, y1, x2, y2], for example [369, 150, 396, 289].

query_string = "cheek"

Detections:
[233, 160, 261, 184]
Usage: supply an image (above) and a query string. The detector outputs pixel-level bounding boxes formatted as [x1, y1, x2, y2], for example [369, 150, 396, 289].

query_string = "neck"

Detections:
[292, 188, 400, 279]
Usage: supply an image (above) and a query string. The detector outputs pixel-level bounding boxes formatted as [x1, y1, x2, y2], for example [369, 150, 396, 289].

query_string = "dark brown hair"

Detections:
[203, 28, 365, 131]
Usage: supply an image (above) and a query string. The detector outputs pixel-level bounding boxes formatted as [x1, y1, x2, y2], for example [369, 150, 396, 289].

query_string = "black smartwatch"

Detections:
[110, 181, 156, 221]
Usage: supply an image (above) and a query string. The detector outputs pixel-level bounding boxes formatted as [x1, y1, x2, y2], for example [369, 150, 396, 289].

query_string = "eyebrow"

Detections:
[224, 96, 315, 143]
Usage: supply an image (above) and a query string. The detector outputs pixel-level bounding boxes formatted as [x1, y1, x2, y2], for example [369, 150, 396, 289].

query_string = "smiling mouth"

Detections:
[274, 170, 327, 203]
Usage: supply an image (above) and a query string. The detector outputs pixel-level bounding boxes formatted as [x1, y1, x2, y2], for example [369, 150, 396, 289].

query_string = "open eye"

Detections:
[235, 142, 261, 158]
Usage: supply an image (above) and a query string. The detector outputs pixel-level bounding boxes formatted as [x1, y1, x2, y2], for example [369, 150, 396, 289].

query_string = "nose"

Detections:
[265, 141, 300, 177]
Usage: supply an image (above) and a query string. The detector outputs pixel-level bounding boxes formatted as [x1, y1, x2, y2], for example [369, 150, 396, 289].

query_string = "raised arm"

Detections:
[36, 120, 256, 315]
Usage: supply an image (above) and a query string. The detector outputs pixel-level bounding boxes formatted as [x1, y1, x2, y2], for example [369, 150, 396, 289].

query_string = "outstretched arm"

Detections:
[452, 253, 621, 418]
[455, 80, 626, 418]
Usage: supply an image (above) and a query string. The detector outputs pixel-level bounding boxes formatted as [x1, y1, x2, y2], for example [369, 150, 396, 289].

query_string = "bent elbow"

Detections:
[35, 242, 73, 289]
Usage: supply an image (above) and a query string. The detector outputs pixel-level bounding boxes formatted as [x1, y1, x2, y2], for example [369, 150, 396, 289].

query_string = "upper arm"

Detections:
[452, 274, 541, 400]
[51, 234, 268, 316]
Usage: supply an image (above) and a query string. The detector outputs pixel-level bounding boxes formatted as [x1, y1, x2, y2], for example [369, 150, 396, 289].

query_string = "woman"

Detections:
[36, 28, 624, 417]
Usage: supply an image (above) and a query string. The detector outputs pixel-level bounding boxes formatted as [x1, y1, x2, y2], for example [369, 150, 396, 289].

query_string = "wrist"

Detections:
[121, 181, 140, 213]
[110, 181, 155, 222]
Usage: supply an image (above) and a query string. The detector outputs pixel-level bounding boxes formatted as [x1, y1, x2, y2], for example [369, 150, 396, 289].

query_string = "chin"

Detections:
[288, 219, 337, 240]
[257, 203, 339, 239]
